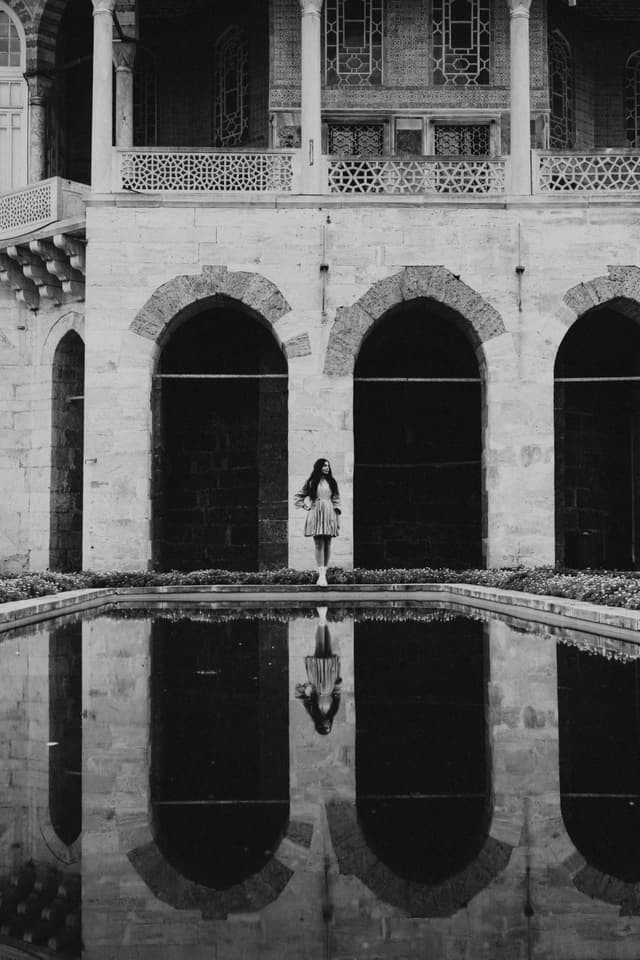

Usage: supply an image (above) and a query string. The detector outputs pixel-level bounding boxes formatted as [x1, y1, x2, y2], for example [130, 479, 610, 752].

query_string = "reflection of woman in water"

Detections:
[295, 608, 341, 736]
[295, 458, 341, 586]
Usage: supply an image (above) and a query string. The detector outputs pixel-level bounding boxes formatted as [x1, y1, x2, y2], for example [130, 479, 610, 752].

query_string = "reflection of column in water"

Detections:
[82, 615, 152, 954]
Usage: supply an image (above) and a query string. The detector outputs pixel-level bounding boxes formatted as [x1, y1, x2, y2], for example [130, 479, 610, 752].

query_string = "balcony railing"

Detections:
[533, 150, 640, 193]
[113, 148, 300, 193]
[0, 178, 88, 242]
[327, 156, 507, 195]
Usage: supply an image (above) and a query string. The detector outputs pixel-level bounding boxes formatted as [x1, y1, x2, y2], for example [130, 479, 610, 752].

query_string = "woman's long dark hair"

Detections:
[304, 458, 339, 501]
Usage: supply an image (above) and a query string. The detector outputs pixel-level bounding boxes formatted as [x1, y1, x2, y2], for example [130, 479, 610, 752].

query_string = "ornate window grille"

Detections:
[134, 47, 158, 147]
[328, 123, 384, 156]
[434, 124, 490, 156]
[624, 51, 640, 148]
[214, 26, 249, 147]
[433, 0, 490, 86]
[325, 0, 383, 86]
[548, 30, 574, 150]
[0, 10, 20, 68]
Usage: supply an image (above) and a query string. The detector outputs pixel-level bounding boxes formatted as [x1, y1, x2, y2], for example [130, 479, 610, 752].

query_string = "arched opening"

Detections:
[137, 0, 268, 148]
[354, 301, 482, 569]
[548, 29, 574, 150]
[49, 330, 84, 572]
[554, 304, 640, 569]
[355, 616, 491, 884]
[152, 303, 288, 572]
[150, 617, 289, 888]
[558, 643, 640, 882]
[0, 2, 27, 191]
[51, 0, 93, 182]
[49, 620, 82, 848]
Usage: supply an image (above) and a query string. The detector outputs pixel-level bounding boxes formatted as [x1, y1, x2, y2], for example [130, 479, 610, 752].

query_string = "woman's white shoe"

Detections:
[316, 567, 328, 586]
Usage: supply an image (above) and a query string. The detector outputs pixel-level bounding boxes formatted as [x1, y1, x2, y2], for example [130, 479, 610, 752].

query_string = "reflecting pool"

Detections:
[0, 601, 639, 959]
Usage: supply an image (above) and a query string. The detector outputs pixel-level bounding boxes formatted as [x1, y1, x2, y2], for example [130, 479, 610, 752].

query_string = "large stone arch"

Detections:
[326, 800, 513, 918]
[559, 265, 640, 329]
[324, 266, 506, 376]
[129, 265, 308, 359]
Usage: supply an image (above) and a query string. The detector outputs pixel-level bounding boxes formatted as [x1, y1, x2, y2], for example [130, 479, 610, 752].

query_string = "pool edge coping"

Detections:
[0, 582, 638, 640]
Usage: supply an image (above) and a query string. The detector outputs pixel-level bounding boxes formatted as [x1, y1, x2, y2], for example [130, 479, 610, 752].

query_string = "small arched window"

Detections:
[549, 30, 575, 150]
[624, 51, 640, 148]
[214, 26, 248, 148]
[0, 3, 27, 190]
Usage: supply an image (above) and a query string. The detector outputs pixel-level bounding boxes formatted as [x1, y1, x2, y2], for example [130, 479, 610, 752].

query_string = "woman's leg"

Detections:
[323, 536, 332, 567]
[313, 536, 328, 585]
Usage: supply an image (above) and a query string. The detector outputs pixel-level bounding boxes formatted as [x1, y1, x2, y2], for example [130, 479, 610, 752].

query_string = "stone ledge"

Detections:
[0, 582, 638, 643]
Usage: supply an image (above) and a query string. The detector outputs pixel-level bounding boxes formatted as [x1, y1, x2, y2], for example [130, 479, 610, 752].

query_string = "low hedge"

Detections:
[1, 565, 640, 608]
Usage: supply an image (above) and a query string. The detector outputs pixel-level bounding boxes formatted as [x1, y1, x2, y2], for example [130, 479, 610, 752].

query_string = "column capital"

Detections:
[112, 39, 136, 71]
[508, 0, 532, 13]
[92, 0, 117, 14]
[299, 0, 323, 15]
[23, 71, 54, 103]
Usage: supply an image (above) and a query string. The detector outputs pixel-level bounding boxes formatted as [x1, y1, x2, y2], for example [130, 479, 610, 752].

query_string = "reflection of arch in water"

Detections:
[48, 620, 82, 853]
[128, 616, 292, 914]
[558, 643, 640, 912]
[326, 617, 513, 916]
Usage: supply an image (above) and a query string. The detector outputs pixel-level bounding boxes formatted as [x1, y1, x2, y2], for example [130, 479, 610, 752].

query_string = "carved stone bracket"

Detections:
[0, 233, 86, 310]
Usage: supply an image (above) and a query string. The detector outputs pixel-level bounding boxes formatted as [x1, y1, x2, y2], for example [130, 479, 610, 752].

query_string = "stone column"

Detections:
[112, 40, 136, 149]
[24, 73, 53, 183]
[91, 0, 116, 192]
[299, 0, 324, 195]
[508, 0, 532, 195]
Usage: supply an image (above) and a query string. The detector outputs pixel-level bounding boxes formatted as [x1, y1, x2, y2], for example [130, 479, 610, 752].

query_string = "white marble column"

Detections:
[91, 0, 116, 192]
[508, 0, 533, 195]
[25, 73, 53, 183]
[112, 40, 136, 149]
[299, 0, 324, 195]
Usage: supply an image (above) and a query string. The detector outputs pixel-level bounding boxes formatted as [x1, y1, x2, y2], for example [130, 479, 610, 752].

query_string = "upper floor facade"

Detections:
[0, 0, 639, 240]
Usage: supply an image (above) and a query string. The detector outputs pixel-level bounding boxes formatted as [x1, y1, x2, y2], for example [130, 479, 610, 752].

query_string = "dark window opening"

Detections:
[53, 0, 93, 181]
[153, 306, 288, 572]
[354, 302, 482, 569]
[558, 643, 640, 881]
[355, 617, 490, 883]
[151, 618, 289, 888]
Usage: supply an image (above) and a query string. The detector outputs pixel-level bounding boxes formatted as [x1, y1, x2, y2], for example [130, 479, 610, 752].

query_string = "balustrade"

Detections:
[327, 156, 507, 195]
[114, 149, 299, 193]
[534, 151, 640, 193]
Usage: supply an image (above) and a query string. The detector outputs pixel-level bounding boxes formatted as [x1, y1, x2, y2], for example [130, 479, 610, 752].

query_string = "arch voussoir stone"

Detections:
[324, 266, 506, 376]
[563, 266, 640, 325]
[130, 266, 293, 347]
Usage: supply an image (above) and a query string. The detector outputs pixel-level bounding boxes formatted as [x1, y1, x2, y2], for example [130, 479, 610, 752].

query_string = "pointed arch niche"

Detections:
[49, 329, 84, 572]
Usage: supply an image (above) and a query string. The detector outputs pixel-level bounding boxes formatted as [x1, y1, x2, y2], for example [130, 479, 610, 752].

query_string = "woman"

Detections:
[295, 458, 341, 586]
[295, 607, 342, 736]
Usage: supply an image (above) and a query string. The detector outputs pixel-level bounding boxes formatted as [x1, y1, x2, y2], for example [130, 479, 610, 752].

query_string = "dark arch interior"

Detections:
[49, 330, 84, 572]
[153, 306, 288, 571]
[355, 617, 490, 884]
[150, 617, 289, 888]
[53, 0, 93, 182]
[49, 621, 82, 847]
[354, 302, 482, 568]
[136, 0, 269, 148]
[558, 643, 640, 881]
[554, 306, 640, 569]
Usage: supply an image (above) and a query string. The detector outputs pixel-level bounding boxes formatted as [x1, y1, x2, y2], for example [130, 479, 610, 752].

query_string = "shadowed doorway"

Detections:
[354, 301, 482, 568]
[152, 303, 288, 571]
[555, 304, 640, 569]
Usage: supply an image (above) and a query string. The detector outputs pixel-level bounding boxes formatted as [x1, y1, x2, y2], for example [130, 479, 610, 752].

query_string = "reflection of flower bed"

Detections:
[3, 565, 640, 609]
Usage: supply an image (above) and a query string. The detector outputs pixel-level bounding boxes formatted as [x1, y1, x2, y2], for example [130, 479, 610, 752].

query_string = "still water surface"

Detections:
[0, 601, 639, 959]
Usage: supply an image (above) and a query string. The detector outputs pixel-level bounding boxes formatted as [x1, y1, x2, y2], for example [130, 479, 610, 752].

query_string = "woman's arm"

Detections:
[295, 487, 312, 510]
